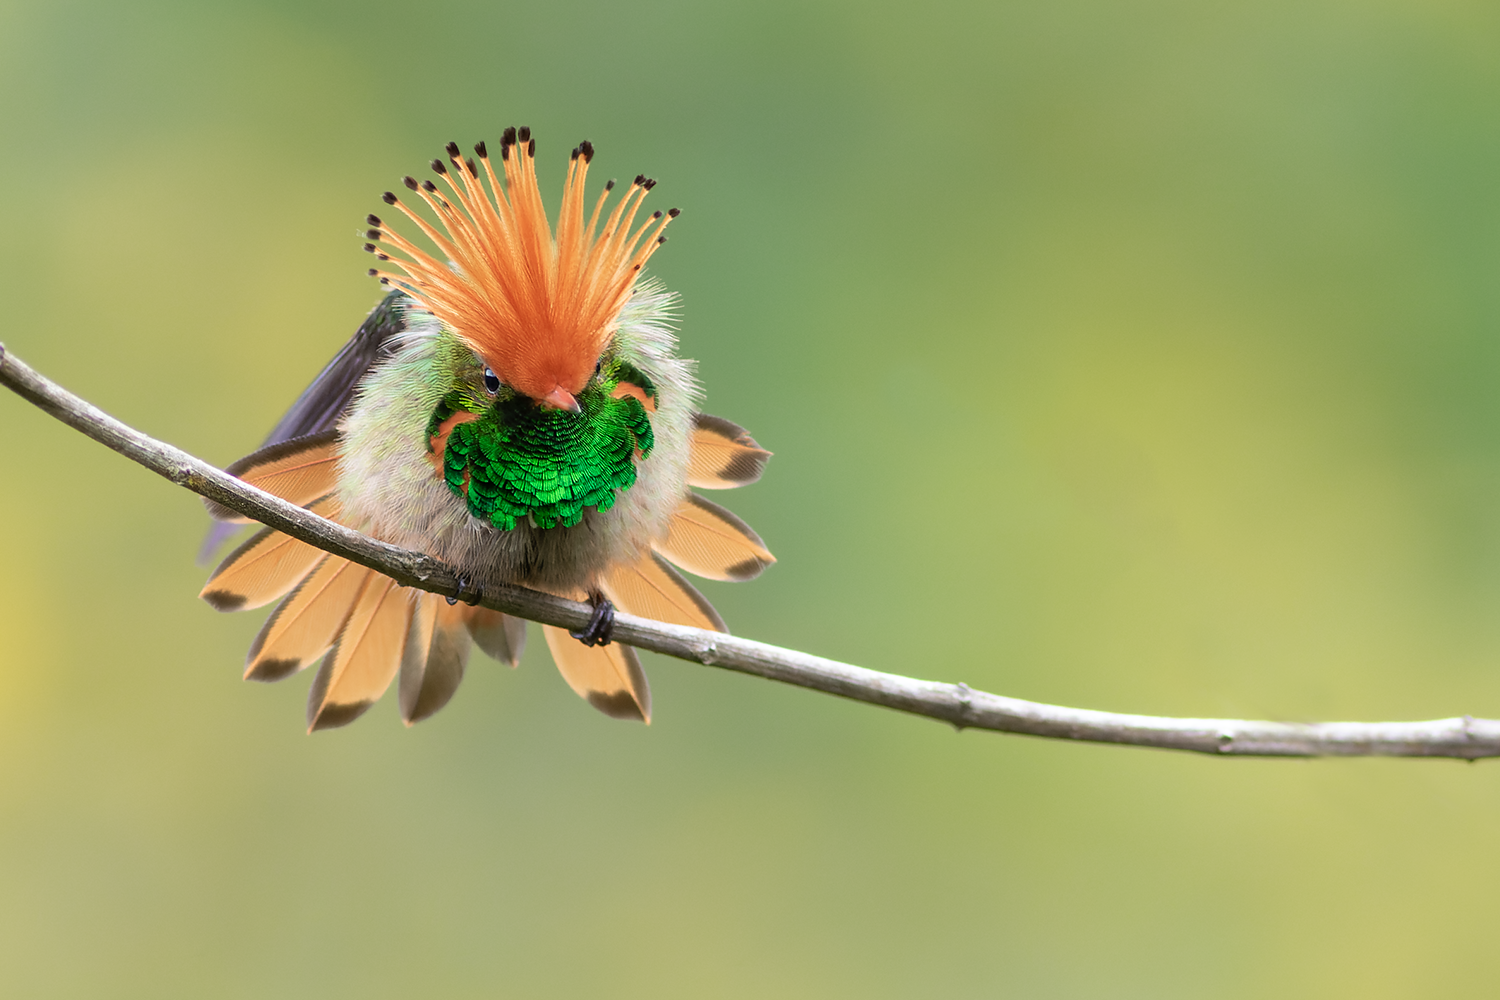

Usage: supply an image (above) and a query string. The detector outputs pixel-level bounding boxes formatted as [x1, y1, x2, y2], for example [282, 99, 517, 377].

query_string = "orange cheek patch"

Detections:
[427, 410, 481, 477]
[611, 381, 656, 413]
[611, 382, 656, 461]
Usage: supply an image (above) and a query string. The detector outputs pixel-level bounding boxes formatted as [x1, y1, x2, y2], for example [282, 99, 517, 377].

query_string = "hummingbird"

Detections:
[198, 127, 773, 731]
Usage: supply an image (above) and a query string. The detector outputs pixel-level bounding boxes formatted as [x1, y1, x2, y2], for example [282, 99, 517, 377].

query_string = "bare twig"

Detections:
[4, 341, 1497, 759]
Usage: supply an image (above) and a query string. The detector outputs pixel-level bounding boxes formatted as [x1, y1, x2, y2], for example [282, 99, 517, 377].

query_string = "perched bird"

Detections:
[199, 127, 773, 731]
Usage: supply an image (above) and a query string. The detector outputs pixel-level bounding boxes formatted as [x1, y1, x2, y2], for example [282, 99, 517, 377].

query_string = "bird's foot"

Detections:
[570, 593, 615, 647]
[446, 574, 484, 607]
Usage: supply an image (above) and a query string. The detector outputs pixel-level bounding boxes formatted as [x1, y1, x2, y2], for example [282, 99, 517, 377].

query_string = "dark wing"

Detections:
[255, 289, 408, 448]
[198, 290, 408, 562]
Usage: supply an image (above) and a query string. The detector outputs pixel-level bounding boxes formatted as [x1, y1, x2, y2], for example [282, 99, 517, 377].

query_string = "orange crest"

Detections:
[364, 127, 677, 402]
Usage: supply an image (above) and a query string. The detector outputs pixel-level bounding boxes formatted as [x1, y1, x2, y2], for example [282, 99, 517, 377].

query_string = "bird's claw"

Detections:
[570, 596, 615, 647]
[446, 574, 484, 607]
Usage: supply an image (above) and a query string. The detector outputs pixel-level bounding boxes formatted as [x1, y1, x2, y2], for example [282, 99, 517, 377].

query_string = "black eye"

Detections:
[483, 368, 500, 394]
[593, 358, 603, 378]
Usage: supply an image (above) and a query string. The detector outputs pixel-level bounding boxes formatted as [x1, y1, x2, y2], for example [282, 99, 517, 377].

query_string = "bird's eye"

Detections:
[593, 359, 603, 379]
[483, 368, 500, 394]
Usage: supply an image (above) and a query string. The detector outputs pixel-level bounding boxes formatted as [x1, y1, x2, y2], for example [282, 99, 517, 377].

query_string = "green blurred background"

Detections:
[2, 0, 1500, 995]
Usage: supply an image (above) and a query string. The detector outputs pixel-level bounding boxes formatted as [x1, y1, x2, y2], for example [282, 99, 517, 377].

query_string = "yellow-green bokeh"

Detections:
[3, 0, 1500, 995]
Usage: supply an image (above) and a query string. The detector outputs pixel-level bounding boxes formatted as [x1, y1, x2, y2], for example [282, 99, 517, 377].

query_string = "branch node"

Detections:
[1217, 731, 1235, 753]
[952, 682, 974, 731]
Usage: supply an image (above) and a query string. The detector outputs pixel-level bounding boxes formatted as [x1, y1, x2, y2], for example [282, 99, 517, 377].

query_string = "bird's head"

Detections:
[363, 126, 676, 413]
[364, 128, 675, 531]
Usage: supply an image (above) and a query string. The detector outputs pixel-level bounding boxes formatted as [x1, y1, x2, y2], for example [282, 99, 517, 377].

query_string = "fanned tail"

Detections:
[244, 555, 371, 682]
[652, 492, 774, 582]
[397, 597, 529, 725]
[306, 573, 411, 731]
[200, 495, 342, 611]
[686, 413, 771, 489]
[467, 607, 527, 666]
[203, 431, 342, 523]
[542, 623, 651, 723]
[604, 551, 725, 632]
[399, 595, 470, 725]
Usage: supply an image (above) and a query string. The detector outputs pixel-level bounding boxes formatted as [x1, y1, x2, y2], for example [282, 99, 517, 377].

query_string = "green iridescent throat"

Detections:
[432, 378, 654, 531]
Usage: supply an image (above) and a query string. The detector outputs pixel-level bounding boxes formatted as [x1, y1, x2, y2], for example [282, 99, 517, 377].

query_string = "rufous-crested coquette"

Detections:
[198, 126, 773, 731]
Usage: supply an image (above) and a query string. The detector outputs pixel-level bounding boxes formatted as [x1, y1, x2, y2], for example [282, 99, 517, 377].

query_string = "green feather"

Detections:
[439, 382, 654, 531]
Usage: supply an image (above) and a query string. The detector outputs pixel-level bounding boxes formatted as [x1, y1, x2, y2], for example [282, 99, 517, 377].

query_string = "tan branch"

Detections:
[4, 342, 1497, 759]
